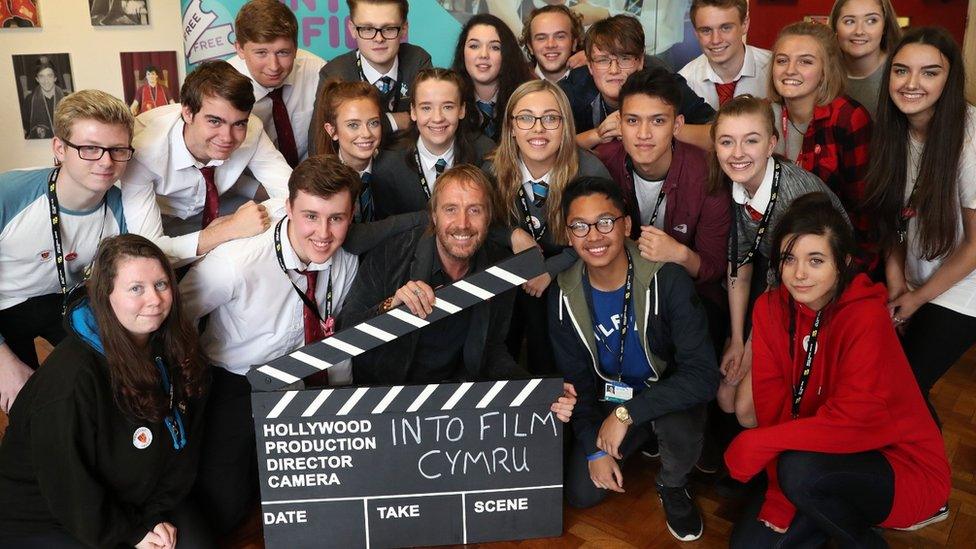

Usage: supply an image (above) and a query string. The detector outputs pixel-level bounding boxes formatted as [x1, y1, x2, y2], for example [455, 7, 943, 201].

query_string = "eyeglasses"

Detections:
[590, 54, 641, 71]
[354, 25, 403, 40]
[569, 215, 626, 238]
[511, 114, 563, 130]
[62, 139, 134, 162]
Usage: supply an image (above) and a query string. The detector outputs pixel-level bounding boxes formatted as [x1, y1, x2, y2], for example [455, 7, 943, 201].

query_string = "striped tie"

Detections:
[376, 76, 393, 95]
[531, 180, 549, 207]
[358, 172, 374, 222]
[434, 158, 447, 177]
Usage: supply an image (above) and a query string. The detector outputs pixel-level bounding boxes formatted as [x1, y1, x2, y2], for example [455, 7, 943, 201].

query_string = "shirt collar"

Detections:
[703, 45, 750, 84]
[236, 58, 297, 102]
[338, 149, 373, 176]
[280, 217, 334, 273]
[417, 137, 455, 169]
[170, 118, 223, 170]
[358, 51, 398, 84]
[518, 157, 552, 185]
[731, 157, 775, 210]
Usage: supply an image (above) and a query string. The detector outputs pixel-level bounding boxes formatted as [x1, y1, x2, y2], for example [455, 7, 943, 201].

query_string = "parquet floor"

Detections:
[3, 344, 974, 548]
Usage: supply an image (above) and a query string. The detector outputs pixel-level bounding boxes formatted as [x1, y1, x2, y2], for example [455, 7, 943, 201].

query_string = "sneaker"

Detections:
[656, 483, 703, 542]
[894, 503, 949, 531]
[640, 436, 660, 459]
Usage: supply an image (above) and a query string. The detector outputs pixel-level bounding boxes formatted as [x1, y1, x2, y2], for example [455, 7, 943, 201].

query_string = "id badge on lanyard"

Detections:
[604, 381, 633, 403]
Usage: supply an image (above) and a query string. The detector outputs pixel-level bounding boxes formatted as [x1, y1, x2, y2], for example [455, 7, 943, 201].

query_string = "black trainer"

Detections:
[894, 503, 950, 531]
[656, 482, 703, 542]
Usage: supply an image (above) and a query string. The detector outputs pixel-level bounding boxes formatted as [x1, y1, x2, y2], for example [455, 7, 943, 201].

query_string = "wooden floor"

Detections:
[3, 345, 975, 548]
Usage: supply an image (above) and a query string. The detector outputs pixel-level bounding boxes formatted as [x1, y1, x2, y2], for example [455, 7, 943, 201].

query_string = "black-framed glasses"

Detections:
[512, 114, 563, 130]
[590, 54, 640, 70]
[63, 139, 134, 162]
[569, 215, 626, 238]
[354, 25, 402, 40]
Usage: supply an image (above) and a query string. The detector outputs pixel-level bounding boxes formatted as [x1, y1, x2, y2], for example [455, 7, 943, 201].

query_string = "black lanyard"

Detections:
[587, 251, 634, 381]
[898, 180, 920, 244]
[357, 53, 402, 112]
[46, 167, 107, 312]
[791, 309, 823, 419]
[413, 149, 434, 199]
[730, 160, 781, 284]
[154, 356, 187, 451]
[626, 156, 667, 228]
[516, 184, 546, 241]
[273, 219, 332, 322]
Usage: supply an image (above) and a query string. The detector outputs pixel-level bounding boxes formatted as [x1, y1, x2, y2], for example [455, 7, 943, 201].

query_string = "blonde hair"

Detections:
[54, 89, 134, 142]
[768, 22, 846, 106]
[489, 80, 578, 245]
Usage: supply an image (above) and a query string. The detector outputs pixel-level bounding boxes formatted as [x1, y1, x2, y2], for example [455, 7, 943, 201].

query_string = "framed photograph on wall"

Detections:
[89, 0, 149, 26]
[11, 53, 73, 139]
[120, 51, 180, 116]
[1, 0, 40, 28]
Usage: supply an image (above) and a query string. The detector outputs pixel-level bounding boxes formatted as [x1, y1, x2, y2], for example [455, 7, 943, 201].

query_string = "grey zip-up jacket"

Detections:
[548, 240, 719, 455]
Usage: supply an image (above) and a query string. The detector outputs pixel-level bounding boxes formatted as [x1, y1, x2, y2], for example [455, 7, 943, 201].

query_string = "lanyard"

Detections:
[898, 180, 921, 244]
[154, 356, 187, 451]
[413, 149, 434, 199]
[516, 184, 546, 241]
[273, 219, 332, 323]
[357, 53, 402, 112]
[46, 167, 107, 312]
[730, 160, 781, 284]
[791, 309, 823, 419]
[626, 155, 667, 228]
[588, 251, 634, 381]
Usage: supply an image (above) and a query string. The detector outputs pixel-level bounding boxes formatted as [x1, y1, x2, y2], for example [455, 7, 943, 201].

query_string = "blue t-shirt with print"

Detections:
[590, 285, 652, 391]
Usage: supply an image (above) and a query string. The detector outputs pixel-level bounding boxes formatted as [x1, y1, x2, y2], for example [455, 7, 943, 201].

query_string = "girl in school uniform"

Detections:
[864, 27, 976, 416]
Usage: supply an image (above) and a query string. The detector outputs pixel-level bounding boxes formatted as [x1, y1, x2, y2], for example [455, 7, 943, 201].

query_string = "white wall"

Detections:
[0, 0, 184, 169]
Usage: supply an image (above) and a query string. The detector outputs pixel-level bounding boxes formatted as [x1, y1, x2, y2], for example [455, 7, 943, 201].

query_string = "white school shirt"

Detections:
[731, 157, 775, 211]
[358, 51, 401, 131]
[229, 49, 326, 161]
[121, 103, 291, 263]
[678, 45, 772, 110]
[632, 169, 667, 229]
[179, 217, 358, 381]
[417, 137, 455, 194]
[904, 105, 976, 318]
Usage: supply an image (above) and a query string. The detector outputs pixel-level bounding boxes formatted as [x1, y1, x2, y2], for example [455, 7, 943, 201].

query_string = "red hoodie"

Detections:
[724, 274, 950, 529]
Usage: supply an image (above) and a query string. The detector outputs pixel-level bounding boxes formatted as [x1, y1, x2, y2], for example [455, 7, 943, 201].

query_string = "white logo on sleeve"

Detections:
[133, 427, 153, 449]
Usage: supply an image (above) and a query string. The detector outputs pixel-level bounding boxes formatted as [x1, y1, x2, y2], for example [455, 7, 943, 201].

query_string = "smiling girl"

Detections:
[829, 0, 901, 117]
[864, 27, 976, 416]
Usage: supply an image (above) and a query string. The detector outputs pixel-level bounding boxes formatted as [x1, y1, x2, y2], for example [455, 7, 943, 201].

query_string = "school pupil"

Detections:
[452, 13, 535, 142]
[0, 235, 212, 548]
[726, 192, 950, 547]
[520, 4, 584, 84]
[829, 0, 902, 117]
[312, 79, 383, 222]
[372, 68, 495, 219]
[864, 27, 976, 418]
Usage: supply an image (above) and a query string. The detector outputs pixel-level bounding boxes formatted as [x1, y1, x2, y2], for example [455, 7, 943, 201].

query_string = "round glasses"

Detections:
[511, 114, 563, 131]
[354, 25, 402, 40]
[590, 54, 640, 71]
[63, 139, 134, 162]
[569, 215, 625, 238]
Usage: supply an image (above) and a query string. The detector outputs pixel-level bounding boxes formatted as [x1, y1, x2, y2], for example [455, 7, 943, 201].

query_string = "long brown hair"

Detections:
[488, 79, 579, 244]
[86, 235, 208, 422]
[864, 27, 967, 258]
[312, 79, 382, 159]
[829, 0, 901, 54]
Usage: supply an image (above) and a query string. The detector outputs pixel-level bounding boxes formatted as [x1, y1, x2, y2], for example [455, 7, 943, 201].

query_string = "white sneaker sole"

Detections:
[657, 494, 704, 542]
[893, 507, 949, 532]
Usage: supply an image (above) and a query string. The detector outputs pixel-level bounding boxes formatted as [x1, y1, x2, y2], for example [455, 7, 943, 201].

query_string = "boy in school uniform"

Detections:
[520, 4, 583, 83]
[121, 60, 292, 265]
[678, 0, 771, 109]
[307, 0, 432, 153]
[0, 90, 133, 412]
[229, 0, 327, 166]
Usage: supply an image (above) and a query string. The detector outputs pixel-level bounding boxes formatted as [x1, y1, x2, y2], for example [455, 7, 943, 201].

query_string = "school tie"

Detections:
[376, 76, 394, 95]
[476, 100, 496, 139]
[744, 203, 764, 222]
[301, 270, 331, 386]
[268, 87, 299, 168]
[531, 180, 549, 208]
[434, 158, 447, 177]
[357, 172, 374, 223]
[715, 81, 738, 106]
[199, 166, 219, 229]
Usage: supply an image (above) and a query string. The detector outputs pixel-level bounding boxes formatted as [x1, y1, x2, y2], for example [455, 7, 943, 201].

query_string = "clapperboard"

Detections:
[249, 248, 565, 548]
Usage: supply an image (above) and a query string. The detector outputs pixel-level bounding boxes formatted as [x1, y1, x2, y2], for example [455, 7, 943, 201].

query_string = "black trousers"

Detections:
[0, 294, 66, 368]
[731, 451, 894, 549]
[901, 302, 976, 415]
[193, 367, 259, 537]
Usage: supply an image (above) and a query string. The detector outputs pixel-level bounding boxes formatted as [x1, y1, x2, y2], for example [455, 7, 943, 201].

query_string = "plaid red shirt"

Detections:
[789, 95, 877, 272]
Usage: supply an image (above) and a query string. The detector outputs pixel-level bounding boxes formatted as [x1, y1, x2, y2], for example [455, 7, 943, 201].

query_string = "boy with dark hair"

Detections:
[679, 0, 771, 109]
[121, 60, 292, 265]
[230, 0, 326, 165]
[549, 175, 718, 542]
[559, 14, 715, 151]
[307, 0, 432, 152]
[521, 4, 583, 83]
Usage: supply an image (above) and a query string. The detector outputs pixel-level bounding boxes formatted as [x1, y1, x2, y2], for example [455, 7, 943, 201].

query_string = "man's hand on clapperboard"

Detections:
[392, 280, 437, 318]
[551, 383, 577, 423]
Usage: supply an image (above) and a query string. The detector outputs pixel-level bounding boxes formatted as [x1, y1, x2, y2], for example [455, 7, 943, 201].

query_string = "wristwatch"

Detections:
[380, 296, 396, 313]
[614, 405, 633, 425]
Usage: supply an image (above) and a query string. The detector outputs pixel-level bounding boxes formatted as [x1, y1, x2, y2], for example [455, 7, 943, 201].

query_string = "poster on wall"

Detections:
[89, 0, 149, 26]
[12, 53, 73, 140]
[1, 0, 39, 28]
[120, 51, 180, 116]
